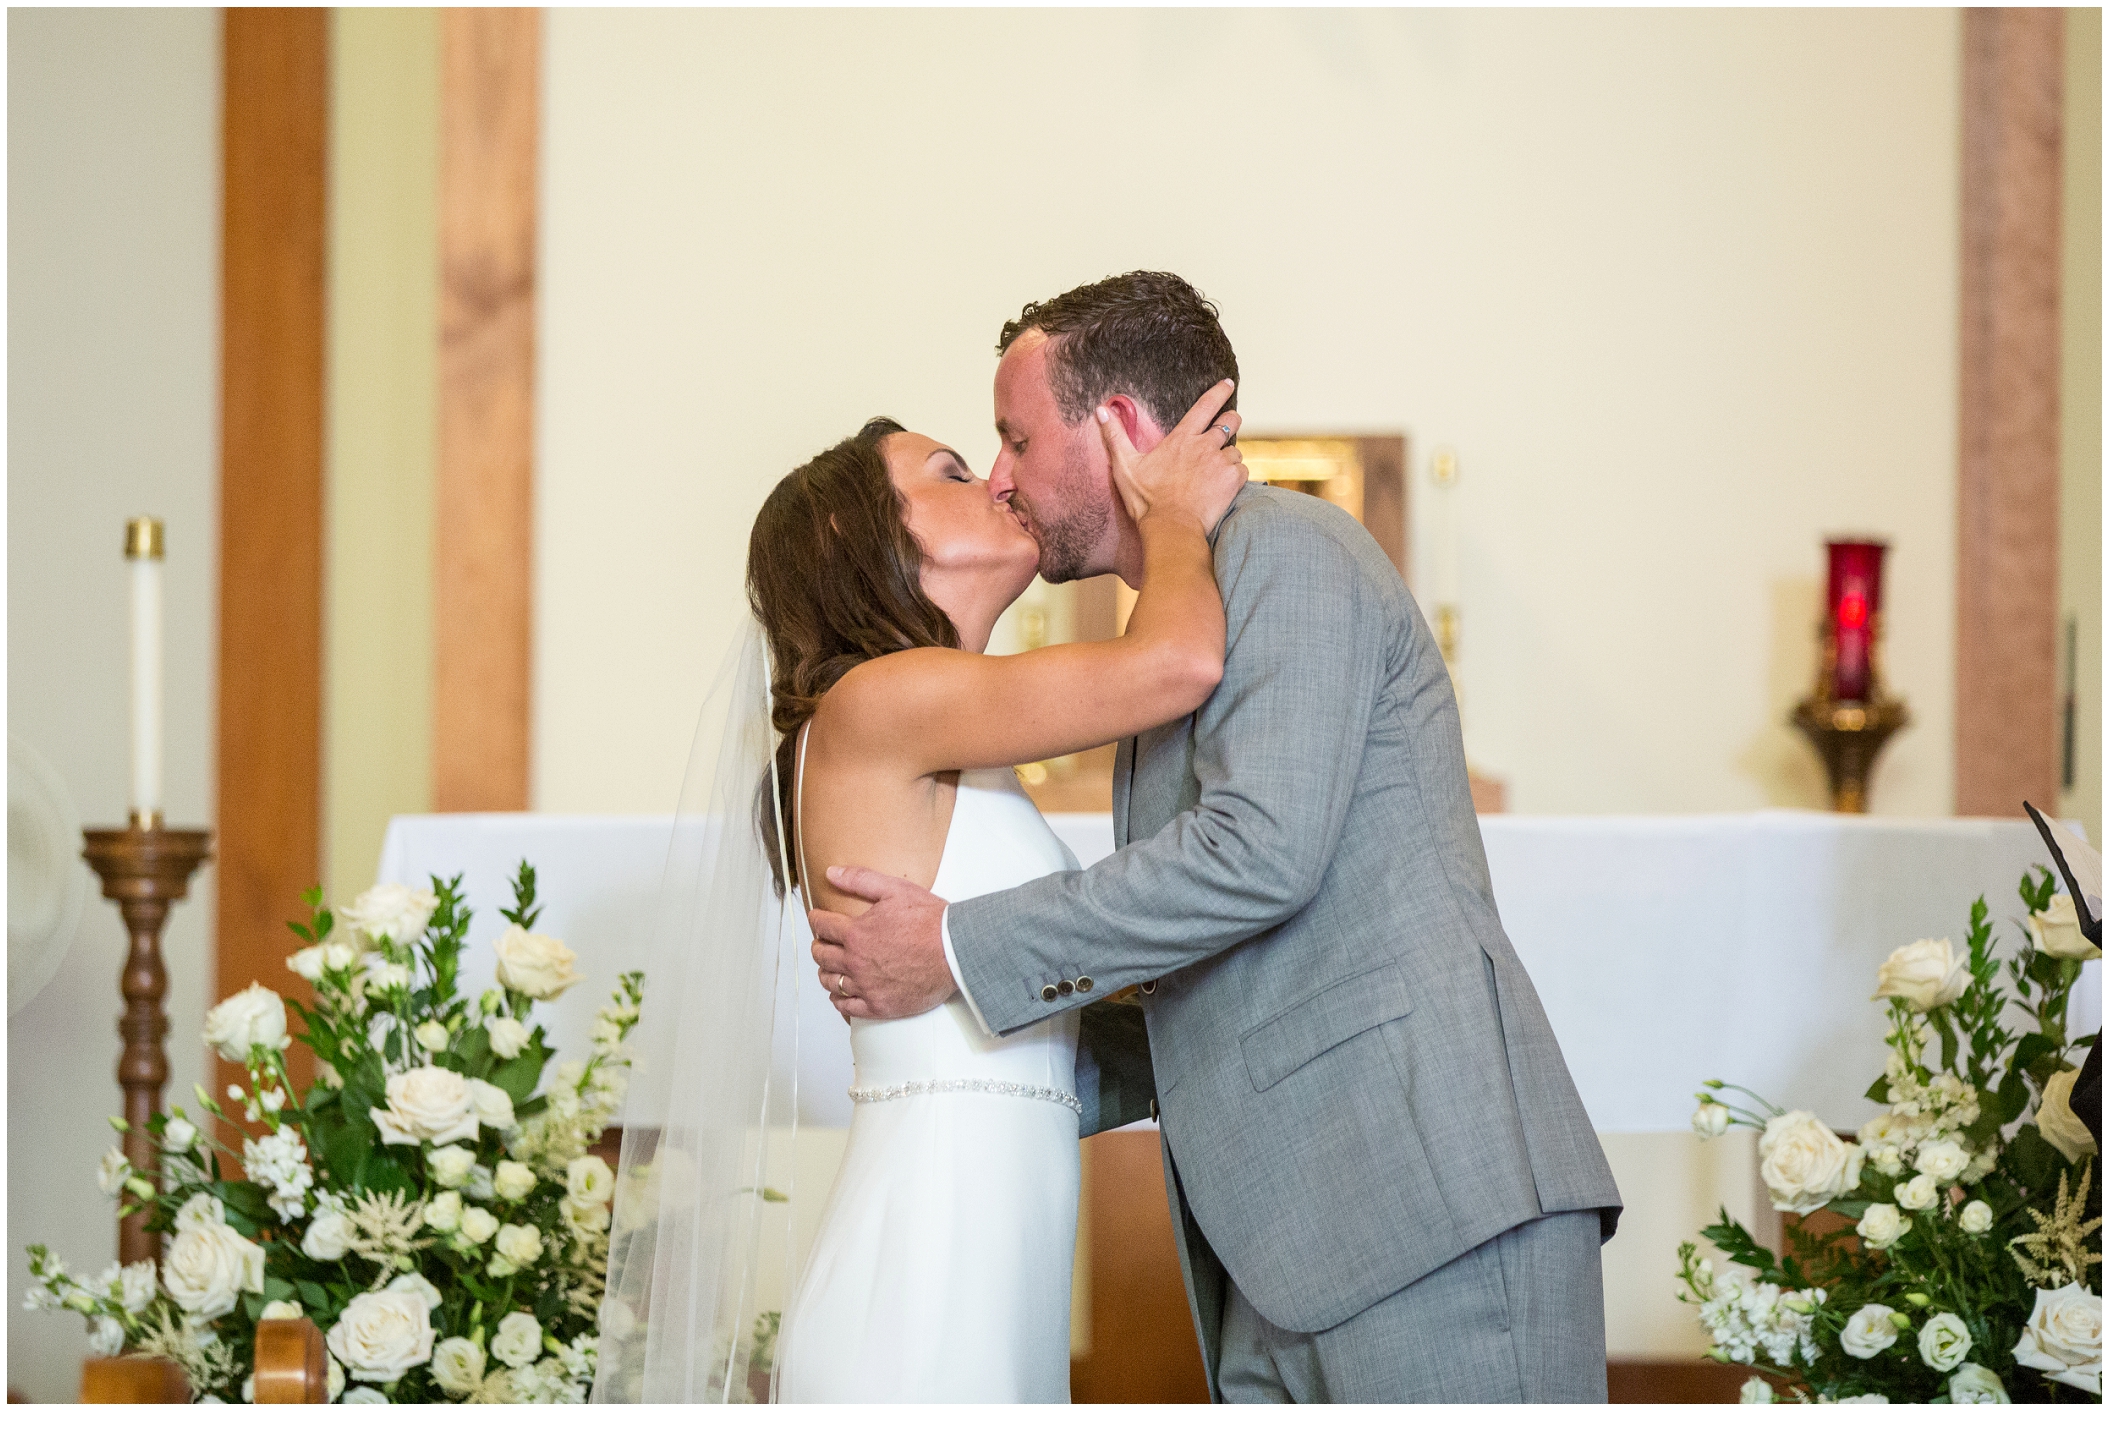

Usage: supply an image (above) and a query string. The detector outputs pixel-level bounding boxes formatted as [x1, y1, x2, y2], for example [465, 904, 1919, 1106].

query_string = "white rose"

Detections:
[160, 1220, 266, 1321]
[1916, 1311, 1973, 1372]
[1738, 1376, 1774, 1404]
[2035, 1070, 2100, 1165]
[328, 1358, 344, 1402]
[163, 1116, 198, 1153]
[301, 1211, 356, 1262]
[1960, 1199, 1994, 1234]
[202, 983, 290, 1063]
[173, 1192, 225, 1232]
[469, 1079, 515, 1130]
[427, 1144, 476, 1189]
[97, 1146, 132, 1198]
[287, 940, 357, 982]
[369, 1066, 479, 1146]
[340, 883, 438, 948]
[486, 1016, 531, 1060]
[341, 1386, 389, 1403]
[2027, 893, 2102, 960]
[494, 1222, 543, 1268]
[1915, 1136, 1971, 1183]
[326, 1287, 436, 1383]
[458, 1206, 499, 1245]
[260, 1299, 303, 1321]
[1691, 1102, 1730, 1139]
[1895, 1173, 1939, 1211]
[494, 1160, 537, 1201]
[367, 962, 410, 993]
[87, 1315, 126, 1357]
[118, 1261, 157, 1314]
[414, 1020, 450, 1052]
[490, 1311, 543, 1369]
[1857, 1202, 1912, 1251]
[430, 1336, 486, 1396]
[1872, 937, 1968, 1011]
[1828, 1394, 1888, 1404]
[1948, 1361, 2010, 1403]
[493, 925, 581, 1000]
[2011, 1283, 2102, 1395]
[423, 1191, 464, 1234]
[387, 1271, 442, 1315]
[1759, 1110, 1861, 1212]
[1839, 1302, 1900, 1359]
[566, 1155, 615, 1208]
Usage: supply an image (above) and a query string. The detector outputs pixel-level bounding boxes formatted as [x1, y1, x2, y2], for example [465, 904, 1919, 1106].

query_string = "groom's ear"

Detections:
[1099, 394, 1161, 453]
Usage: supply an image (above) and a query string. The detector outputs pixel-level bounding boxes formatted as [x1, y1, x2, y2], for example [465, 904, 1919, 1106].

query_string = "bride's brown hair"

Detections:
[747, 418, 962, 892]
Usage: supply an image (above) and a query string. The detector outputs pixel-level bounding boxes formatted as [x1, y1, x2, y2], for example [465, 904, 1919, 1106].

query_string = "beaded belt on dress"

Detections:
[847, 1077, 1083, 1117]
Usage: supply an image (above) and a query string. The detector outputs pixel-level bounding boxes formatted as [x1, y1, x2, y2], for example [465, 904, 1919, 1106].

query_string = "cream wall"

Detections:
[537, 7, 1962, 818]
[6, 8, 221, 1403]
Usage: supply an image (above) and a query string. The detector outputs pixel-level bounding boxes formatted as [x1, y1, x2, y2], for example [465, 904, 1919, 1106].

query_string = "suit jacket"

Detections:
[948, 484, 1621, 1334]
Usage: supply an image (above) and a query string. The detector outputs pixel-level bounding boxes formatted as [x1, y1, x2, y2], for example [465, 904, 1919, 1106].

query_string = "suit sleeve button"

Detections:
[1074, 976, 1094, 994]
[1056, 979, 1075, 996]
[1040, 984, 1060, 1003]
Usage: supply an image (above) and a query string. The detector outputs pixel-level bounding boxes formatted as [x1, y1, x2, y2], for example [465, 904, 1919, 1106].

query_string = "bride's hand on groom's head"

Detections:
[1097, 377, 1248, 533]
[808, 866, 956, 1022]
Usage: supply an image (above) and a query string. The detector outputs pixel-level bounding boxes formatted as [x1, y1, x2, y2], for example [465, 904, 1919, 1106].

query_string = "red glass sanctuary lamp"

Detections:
[1792, 537, 1910, 812]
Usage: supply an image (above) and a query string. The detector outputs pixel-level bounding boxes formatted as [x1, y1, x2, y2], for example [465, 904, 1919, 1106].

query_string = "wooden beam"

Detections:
[1957, 8, 2064, 817]
[436, 8, 539, 812]
[217, 7, 327, 1103]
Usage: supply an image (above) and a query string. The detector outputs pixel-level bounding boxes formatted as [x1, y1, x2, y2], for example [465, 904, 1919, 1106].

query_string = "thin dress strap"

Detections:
[792, 722, 814, 917]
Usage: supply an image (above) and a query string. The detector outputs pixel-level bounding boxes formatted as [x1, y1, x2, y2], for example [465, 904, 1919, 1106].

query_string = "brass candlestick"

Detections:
[82, 817, 213, 1264]
[1792, 595, 1910, 814]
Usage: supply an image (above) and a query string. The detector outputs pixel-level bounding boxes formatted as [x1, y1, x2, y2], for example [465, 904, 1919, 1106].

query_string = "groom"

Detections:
[811, 271, 1622, 1403]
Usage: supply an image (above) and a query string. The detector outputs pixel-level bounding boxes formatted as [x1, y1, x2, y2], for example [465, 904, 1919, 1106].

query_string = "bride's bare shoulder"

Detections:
[815, 647, 977, 744]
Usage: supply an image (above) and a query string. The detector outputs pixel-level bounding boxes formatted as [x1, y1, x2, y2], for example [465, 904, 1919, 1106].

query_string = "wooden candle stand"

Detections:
[81, 817, 213, 1264]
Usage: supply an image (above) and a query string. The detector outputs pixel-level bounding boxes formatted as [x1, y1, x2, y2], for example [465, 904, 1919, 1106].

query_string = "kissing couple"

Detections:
[597, 272, 1621, 1405]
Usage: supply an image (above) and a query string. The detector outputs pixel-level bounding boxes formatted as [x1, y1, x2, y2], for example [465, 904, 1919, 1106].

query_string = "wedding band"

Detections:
[1219, 424, 1236, 445]
[835, 974, 849, 997]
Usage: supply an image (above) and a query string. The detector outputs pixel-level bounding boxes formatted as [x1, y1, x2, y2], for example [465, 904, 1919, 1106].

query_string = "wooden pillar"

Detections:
[1957, 8, 2064, 817]
[217, 8, 327, 1105]
[436, 8, 539, 812]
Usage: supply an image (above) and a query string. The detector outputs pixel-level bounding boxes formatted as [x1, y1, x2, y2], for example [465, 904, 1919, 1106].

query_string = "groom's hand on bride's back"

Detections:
[809, 866, 955, 1021]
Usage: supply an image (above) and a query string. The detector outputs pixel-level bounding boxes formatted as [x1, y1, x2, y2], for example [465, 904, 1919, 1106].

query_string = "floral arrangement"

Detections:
[1676, 868, 2101, 1404]
[23, 865, 642, 1404]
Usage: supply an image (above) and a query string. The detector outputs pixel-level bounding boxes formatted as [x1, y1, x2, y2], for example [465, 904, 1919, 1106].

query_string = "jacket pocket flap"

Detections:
[1240, 964, 1415, 1094]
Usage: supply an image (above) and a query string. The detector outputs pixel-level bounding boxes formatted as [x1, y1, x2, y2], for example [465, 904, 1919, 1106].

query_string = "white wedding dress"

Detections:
[775, 763, 1083, 1403]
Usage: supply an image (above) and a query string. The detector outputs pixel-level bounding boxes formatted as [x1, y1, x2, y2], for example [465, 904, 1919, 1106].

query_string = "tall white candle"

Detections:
[125, 517, 164, 823]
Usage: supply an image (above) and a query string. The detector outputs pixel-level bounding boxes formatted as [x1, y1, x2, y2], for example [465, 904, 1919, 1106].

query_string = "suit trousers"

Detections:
[1213, 1208, 1609, 1403]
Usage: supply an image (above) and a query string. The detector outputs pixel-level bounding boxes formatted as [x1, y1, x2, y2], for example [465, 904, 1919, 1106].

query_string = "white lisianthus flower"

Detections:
[493, 1222, 543, 1268]
[1917, 1311, 1973, 1372]
[1915, 1136, 1971, 1183]
[2035, 1070, 2100, 1165]
[118, 1261, 157, 1314]
[430, 1336, 486, 1396]
[458, 1206, 499, 1245]
[1872, 937, 1968, 1011]
[369, 1066, 480, 1146]
[2027, 893, 2102, 960]
[301, 1211, 356, 1262]
[494, 1161, 537, 1201]
[1839, 1303, 1900, 1359]
[1856, 1203, 1911, 1251]
[1738, 1376, 1774, 1404]
[366, 962, 411, 994]
[1827, 1394, 1888, 1404]
[485, 1016, 531, 1060]
[1961, 1145, 1999, 1184]
[97, 1147, 132, 1198]
[490, 1311, 543, 1369]
[340, 883, 439, 949]
[1960, 1199, 1995, 1234]
[561, 1198, 610, 1235]
[260, 1300, 303, 1321]
[160, 1219, 266, 1320]
[414, 1020, 450, 1053]
[566, 1155, 615, 1208]
[427, 1144, 476, 1189]
[1691, 1102, 1730, 1139]
[162, 1116, 198, 1153]
[1895, 1174, 1939, 1212]
[1758, 1111, 1861, 1213]
[386, 1271, 442, 1315]
[173, 1192, 224, 1232]
[341, 1386, 389, 1403]
[87, 1315, 125, 1357]
[469, 1079, 515, 1131]
[202, 982, 290, 1063]
[423, 1190, 464, 1234]
[2011, 1283, 2102, 1395]
[463, 1165, 496, 1201]
[493, 925, 582, 1000]
[326, 1287, 437, 1383]
[1948, 1362, 2010, 1403]
[286, 940, 357, 982]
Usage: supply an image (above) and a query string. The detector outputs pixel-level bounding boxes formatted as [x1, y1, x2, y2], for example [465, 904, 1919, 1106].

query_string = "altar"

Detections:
[374, 808, 2099, 1364]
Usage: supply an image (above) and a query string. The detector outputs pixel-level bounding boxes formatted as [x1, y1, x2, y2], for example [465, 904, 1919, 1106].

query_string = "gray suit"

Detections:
[948, 484, 1622, 1401]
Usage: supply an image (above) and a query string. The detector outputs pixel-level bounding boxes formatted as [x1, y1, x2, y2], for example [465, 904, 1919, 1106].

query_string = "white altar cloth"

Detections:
[376, 810, 2098, 1136]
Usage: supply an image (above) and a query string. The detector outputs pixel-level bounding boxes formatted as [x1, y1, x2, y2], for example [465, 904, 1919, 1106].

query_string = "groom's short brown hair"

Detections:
[998, 271, 1239, 432]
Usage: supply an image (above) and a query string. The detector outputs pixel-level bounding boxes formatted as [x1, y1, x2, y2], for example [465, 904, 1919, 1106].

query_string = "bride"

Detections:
[596, 380, 1244, 1403]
